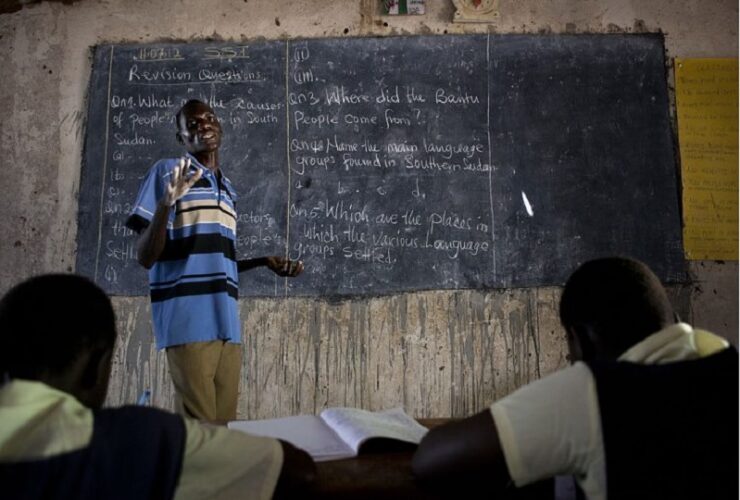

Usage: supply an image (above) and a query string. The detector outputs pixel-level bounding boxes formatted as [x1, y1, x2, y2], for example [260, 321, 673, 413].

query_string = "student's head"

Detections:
[559, 257, 675, 362]
[0, 274, 116, 409]
[175, 99, 222, 154]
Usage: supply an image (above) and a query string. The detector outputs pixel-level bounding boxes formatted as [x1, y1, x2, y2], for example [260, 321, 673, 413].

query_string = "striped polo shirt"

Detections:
[126, 154, 241, 349]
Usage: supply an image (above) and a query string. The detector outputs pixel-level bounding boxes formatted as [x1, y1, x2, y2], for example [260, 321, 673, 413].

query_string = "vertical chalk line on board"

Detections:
[284, 41, 291, 296]
[486, 32, 496, 282]
[94, 45, 115, 283]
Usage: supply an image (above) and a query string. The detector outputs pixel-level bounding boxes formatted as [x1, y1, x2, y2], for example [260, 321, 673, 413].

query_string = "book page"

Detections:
[320, 407, 428, 454]
[228, 415, 354, 461]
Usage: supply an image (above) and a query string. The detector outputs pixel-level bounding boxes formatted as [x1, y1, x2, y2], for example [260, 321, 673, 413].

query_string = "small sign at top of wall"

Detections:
[452, 0, 500, 23]
[383, 0, 425, 15]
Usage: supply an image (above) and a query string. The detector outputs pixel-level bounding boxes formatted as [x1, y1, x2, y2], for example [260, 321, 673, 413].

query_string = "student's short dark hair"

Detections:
[175, 99, 208, 131]
[559, 257, 674, 356]
[0, 274, 116, 380]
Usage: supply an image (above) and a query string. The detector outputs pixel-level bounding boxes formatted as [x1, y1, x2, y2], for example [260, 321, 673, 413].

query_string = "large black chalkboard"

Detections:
[76, 34, 686, 297]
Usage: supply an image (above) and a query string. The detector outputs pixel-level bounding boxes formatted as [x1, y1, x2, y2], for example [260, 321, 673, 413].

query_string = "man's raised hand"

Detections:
[162, 157, 203, 207]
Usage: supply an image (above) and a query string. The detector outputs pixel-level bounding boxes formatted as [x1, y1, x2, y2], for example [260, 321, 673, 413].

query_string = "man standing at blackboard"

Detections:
[125, 99, 302, 422]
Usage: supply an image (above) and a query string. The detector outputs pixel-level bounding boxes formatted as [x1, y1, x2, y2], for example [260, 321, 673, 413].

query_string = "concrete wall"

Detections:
[1, 0, 736, 418]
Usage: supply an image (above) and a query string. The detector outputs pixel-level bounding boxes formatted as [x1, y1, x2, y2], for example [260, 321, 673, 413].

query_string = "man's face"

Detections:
[177, 102, 222, 153]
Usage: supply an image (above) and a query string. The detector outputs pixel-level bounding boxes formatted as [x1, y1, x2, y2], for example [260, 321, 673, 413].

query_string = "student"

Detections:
[125, 99, 303, 422]
[412, 257, 738, 500]
[0, 274, 315, 500]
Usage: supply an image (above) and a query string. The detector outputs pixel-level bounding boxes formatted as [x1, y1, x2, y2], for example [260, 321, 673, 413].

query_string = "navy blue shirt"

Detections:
[589, 347, 738, 500]
[1, 405, 186, 500]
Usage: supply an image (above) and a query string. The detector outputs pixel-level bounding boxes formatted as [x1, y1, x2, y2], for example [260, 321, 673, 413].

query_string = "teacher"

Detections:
[126, 99, 302, 421]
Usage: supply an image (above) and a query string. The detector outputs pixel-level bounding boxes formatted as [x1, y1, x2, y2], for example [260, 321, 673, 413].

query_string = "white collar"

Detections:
[619, 322, 729, 364]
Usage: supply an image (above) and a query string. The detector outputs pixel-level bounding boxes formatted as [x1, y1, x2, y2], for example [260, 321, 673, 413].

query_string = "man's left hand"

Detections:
[265, 257, 304, 277]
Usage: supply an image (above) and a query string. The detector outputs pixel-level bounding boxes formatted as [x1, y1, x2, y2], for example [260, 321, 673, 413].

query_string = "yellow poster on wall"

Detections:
[675, 58, 738, 260]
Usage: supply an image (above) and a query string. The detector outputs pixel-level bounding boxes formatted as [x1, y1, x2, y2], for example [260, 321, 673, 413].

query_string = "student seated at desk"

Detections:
[412, 257, 738, 500]
[0, 274, 315, 500]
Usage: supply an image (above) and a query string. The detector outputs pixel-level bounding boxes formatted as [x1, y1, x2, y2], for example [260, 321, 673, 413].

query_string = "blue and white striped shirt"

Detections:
[126, 154, 240, 349]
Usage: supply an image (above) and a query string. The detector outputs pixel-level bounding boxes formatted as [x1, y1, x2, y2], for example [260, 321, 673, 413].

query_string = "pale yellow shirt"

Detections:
[0, 380, 283, 500]
[489, 323, 730, 500]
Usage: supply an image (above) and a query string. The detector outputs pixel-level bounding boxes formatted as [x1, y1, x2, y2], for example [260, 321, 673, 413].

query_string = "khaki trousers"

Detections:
[166, 340, 242, 421]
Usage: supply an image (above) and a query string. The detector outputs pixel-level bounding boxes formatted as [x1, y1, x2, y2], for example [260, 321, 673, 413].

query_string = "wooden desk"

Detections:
[310, 418, 441, 499]
[312, 419, 554, 500]
[218, 418, 552, 499]
[314, 447, 425, 499]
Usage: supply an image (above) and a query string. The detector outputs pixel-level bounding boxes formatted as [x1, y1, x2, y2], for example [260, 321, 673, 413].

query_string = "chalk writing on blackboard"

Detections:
[76, 35, 686, 297]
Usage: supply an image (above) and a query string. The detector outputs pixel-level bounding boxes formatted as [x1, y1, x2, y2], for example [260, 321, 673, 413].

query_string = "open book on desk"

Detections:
[228, 407, 428, 462]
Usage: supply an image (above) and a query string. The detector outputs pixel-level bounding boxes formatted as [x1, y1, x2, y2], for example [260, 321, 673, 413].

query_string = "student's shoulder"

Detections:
[491, 362, 595, 414]
[515, 362, 594, 393]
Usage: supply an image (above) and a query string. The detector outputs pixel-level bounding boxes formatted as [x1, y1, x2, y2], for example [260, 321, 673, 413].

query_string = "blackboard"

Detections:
[76, 34, 686, 297]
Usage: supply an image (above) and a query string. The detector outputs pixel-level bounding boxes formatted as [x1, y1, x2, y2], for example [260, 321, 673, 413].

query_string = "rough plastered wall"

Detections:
[0, 0, 737, 418]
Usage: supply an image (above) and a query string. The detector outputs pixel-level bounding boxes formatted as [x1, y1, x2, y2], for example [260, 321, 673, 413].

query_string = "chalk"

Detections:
[521, 191, 534, 217]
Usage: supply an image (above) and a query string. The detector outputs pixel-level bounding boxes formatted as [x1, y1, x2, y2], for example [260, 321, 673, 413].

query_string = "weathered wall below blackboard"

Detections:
[107, 285, 692, 417]
[1, 0, 737, 418]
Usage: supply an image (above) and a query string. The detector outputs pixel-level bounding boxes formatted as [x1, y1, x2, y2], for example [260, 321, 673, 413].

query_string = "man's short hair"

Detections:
[175, 99, 208, 131]
[0, 274, 116, 380]
[559, 257, 674, 357]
